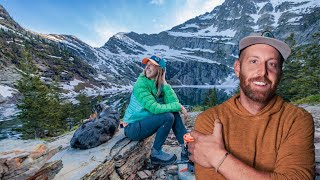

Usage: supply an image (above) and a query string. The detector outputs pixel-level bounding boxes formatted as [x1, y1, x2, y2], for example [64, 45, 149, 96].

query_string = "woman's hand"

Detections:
[180, 105, 189, 121]
[162, 70, 167, 85]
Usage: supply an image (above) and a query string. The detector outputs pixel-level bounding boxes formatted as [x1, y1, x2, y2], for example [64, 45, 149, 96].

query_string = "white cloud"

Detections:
[82, 15, 129, 47]
[150, 0, 165, 5]
[172, 0, 224, 25]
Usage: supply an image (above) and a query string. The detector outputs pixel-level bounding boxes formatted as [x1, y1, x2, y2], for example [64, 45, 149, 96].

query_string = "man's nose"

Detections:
[257, 63, 268, 76]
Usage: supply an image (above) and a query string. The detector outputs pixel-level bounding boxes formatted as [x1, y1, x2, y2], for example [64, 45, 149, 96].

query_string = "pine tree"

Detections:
[73, 93, 93, 123]
[278, 32, 320, 101]
[203, 88, 218, 109]
[15, 49, 69, 139]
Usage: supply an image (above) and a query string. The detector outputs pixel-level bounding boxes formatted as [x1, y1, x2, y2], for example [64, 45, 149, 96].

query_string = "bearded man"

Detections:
[188, 31, 315, 179]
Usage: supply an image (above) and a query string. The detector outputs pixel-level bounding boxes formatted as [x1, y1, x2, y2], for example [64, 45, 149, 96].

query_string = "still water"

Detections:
[0, 87, 236, 140]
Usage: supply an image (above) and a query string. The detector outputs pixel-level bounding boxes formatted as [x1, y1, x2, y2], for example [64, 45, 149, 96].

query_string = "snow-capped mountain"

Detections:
[44, 0, 320, 86]
[0, 0, 319, 93]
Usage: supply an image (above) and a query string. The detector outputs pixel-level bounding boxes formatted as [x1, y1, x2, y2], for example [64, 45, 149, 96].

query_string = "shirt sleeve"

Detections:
[193, 110, 225, 179]
[133, 80, 181, 114]
[271, 111, 315, 179]
[163, 84, 179, 104]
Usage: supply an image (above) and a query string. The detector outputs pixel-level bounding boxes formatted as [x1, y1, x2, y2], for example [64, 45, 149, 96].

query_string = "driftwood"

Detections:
[0, 144, 62, 180]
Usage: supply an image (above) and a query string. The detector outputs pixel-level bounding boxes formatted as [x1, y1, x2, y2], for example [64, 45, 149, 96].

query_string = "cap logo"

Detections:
[150, 55, 166, 69]
[261, 31, 274, 38]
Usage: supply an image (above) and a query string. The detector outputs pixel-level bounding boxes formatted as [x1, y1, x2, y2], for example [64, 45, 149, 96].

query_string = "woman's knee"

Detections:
[162, 112, 175, 125]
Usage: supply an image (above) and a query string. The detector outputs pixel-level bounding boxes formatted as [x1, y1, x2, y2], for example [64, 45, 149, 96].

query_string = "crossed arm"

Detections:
[188, 119, 271, 180]
[188, 113, 315, 180]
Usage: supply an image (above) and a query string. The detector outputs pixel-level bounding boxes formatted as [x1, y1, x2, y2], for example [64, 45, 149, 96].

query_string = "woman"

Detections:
[122, 55, 189, 165]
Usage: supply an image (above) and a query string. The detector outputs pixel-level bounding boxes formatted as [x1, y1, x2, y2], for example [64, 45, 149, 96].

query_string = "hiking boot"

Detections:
[150, 147, 177, 165]
[180, 145, 189, 161]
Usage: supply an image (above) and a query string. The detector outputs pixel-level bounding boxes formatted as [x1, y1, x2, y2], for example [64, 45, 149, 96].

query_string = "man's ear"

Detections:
[234, 59, 240, 78]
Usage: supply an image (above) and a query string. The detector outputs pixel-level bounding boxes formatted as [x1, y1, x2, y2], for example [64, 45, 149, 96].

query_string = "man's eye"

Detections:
[269, 62, 278, 68]
[249, 60, 258, 64]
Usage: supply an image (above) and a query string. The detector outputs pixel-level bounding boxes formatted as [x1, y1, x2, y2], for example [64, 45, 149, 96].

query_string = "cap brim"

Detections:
[239, 36, 291, 60]
[142, 58, 159, 66]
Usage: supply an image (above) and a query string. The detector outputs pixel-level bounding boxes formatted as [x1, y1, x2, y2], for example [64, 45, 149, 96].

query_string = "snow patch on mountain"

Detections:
[179, 23, 200, 29]
[183, 47, 215, 54]
[167, 26, 236, 38]
[199, 13, 215, 20]
[0, 85, 17, 98]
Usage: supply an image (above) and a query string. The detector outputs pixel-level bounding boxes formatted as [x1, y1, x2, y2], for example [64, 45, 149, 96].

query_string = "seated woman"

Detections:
[122, 55, 189, 165]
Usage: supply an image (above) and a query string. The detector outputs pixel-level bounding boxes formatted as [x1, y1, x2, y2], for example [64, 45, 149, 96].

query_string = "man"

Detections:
[188, 31, 315, 179]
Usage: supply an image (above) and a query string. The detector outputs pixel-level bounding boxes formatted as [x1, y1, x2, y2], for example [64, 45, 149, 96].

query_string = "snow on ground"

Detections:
[47, 55, 62, 59]
[256, 2, 269, 12]
[60, 78, 84, 91]
[179, 23, 200, 29]
[199, 13, 215, 20]
[60, 78, 132, 104]
[0, 24, 11, 32]
[183, 47, 215, 54]
[250, 14, 260, 24]
[140, 44, 222, 65]
[0, 103, 19, 122]
[81, 85, 132, 97]
[0, 85, 16, 98]
[219, 74, 239, 86]
[1, 106, 18, 117]
[167, 26, 237, 38]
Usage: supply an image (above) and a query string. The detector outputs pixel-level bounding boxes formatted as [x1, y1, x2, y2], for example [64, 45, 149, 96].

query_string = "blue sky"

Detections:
[0, 0, 224, 47]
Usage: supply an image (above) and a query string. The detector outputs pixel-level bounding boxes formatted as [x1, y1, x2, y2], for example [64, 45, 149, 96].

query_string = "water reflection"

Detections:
[173, 87, 234, 106]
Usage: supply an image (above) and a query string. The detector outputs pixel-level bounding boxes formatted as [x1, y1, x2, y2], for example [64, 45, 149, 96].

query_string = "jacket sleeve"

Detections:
[271, 111, 315, 180]
[133, 80, 181, 114]
[163, 84, 179, 103]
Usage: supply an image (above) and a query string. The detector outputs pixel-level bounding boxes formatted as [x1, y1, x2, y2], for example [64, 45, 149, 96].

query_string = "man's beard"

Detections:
[239, 73, 279, 103]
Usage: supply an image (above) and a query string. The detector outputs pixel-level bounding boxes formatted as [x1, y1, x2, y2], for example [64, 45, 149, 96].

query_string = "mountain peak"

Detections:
[0, 5, 24, 32]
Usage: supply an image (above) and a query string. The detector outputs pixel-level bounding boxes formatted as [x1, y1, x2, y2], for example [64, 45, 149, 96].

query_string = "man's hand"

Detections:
[188, 119, 227, 169]
[180, 105, 189, 121]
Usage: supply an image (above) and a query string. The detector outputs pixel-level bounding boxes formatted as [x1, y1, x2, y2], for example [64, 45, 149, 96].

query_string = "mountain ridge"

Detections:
[0, 0, 319, 98]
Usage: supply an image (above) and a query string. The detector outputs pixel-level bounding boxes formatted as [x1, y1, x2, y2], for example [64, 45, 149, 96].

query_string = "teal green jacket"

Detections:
[123, 73, 181, 123]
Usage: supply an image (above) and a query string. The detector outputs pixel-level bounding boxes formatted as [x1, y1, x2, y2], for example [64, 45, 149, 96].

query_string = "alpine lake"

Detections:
[0, 86, 236, 140]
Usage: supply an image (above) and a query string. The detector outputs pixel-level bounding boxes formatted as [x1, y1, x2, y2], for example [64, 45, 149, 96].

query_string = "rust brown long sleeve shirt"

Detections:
[194, 94, 315, 179]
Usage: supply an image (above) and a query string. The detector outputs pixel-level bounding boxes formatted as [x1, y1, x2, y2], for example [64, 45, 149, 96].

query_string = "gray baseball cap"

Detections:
[239, 31, 291, 60]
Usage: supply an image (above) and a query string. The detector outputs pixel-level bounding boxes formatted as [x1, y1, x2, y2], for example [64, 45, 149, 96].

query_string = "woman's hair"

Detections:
[143, 67, 165, 98]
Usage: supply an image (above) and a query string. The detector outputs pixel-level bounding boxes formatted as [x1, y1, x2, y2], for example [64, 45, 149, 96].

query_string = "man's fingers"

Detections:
[190, 130, 202, 139]
[213, 119, 223, 140]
